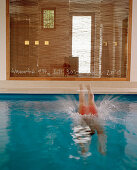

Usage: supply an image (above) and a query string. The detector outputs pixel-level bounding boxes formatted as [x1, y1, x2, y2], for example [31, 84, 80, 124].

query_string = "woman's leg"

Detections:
[79, 84, 85, 114]
[87, 84, 94, 106]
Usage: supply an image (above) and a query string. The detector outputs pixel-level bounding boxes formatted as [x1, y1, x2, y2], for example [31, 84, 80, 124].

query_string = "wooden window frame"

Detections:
[41, 8, 56, 30]
[6, 0, 132, 81]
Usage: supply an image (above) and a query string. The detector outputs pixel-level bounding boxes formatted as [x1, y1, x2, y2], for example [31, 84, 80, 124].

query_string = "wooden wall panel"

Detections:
[8, 0, 131, 80]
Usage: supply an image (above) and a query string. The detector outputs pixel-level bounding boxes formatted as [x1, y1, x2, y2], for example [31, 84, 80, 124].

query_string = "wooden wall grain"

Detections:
[9, 0, 130, 79]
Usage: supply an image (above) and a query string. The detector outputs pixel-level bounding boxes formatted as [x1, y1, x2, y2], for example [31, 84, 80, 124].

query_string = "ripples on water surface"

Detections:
[0, 94, 137, 170]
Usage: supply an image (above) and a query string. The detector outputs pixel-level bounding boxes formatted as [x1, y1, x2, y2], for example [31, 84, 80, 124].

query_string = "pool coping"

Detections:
[0, 80, 137, 94]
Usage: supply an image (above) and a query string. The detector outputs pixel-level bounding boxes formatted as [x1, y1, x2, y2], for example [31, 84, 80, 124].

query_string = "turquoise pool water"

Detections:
[0, 94, 137, 170]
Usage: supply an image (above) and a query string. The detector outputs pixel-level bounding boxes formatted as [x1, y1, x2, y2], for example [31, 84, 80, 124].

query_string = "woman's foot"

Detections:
[80, 84, 84, 91]
[86, 84, 93, 92]
[87, 84, 94, 102]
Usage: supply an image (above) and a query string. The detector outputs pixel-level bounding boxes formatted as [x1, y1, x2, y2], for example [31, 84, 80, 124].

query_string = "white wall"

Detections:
[0, 0, 137, 81]
[130, 0, 137, 82]
[0, 0, 6, 80]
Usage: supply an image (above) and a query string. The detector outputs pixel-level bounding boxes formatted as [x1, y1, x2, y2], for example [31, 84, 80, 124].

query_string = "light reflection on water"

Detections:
[0, 94, 137, 170]
[0, 102, 10, 168]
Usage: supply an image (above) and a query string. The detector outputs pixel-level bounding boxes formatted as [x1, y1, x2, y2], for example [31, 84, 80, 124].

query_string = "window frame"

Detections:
[6, 0, 132, 81]
[41, 8, 56, 30]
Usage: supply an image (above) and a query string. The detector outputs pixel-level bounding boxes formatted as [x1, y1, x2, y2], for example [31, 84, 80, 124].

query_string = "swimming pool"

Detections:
[0, 94, 137, 170]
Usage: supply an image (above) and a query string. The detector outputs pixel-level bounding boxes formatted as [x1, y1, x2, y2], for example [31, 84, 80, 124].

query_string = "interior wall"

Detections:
[0, 0, 137, 81]
[9, 0, 129, 78]
[10, 0, 71, 77]
[130, 0, 137, 82]
[0, 0, 6, 80]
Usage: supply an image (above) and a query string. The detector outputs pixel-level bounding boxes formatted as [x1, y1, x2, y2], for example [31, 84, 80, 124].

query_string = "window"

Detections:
[42, 9, 55, 29]
[8, 0, 131, 80]
[72, 16, 92, 74]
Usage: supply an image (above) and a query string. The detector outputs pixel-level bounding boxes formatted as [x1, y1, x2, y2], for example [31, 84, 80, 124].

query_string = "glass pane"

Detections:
[72, 16, 91, 74]
[43, 10, 55, 29]
[9, 0, 130, 79]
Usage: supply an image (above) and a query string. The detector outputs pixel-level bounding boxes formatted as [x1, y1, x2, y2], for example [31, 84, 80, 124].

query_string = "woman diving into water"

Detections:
[72, 84, 106, 155]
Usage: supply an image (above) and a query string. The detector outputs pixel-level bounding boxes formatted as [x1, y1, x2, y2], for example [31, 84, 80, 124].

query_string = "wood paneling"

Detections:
[127, 0, 132, 81]
[6, 0, 10, 80]
[9, 77, 127, 81]
[6, 0, 132, 81]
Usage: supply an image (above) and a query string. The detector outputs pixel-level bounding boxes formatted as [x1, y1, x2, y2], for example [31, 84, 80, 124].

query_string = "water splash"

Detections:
[10, 94, 135, 126]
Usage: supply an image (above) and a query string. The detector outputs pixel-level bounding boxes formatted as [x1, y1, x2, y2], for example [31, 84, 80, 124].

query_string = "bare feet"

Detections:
[86, 84, 93, 93]
[80, 84, 83, 91]
[87, 84, 94, 102]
